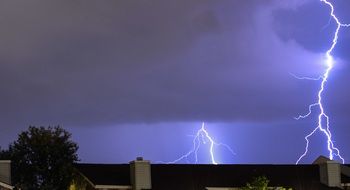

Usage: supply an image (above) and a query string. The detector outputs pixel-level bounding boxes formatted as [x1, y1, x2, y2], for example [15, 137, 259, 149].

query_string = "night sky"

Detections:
[1, 0, 350, 164]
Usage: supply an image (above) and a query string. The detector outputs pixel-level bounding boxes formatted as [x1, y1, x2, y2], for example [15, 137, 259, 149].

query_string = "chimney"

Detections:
[319, 160, 341, 187]
[130, 157, 152, 190]
[0, 160, 11, 185]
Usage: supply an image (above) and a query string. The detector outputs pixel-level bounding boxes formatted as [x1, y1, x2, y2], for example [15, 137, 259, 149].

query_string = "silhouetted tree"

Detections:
[9, 126, 79, 190]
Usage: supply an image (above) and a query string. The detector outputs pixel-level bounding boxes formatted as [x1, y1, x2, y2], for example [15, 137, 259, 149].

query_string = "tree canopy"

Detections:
[7, 126, 79, 190]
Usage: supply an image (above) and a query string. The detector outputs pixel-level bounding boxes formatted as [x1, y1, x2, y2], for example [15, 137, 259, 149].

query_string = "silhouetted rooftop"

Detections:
[75, 163, 350, 190]
[74, 163, 130, 186]
[151, 164, 332, 190]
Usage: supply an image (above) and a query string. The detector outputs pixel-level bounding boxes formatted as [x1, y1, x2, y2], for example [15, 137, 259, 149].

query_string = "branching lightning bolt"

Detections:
[295, 0, 349, 164]
[161, 122, 235, 164]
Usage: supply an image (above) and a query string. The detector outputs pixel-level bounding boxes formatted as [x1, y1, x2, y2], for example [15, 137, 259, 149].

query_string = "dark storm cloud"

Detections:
[0, 0, 335, 127]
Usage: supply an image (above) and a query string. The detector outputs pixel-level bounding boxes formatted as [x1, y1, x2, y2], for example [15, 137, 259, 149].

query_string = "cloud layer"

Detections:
[0, 0, 347, 128]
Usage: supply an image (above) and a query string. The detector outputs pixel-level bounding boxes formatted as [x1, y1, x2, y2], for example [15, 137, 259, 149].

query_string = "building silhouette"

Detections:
[1, 156, 350, 190]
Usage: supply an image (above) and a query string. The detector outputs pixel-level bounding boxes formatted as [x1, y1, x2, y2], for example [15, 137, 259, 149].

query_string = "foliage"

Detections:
[243, 176, 269, 190]
[242, 176, 292, 190]
[8, 126, 79, 190]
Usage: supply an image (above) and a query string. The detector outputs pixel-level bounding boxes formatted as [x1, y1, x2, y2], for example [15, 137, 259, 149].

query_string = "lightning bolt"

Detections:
[161, 122, 235, 164]
[295, 0, 349, 164]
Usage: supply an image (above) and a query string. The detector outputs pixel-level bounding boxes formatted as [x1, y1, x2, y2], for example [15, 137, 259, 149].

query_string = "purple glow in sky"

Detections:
[295, 0, 349, 164]
[0, 0, 349, 164]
